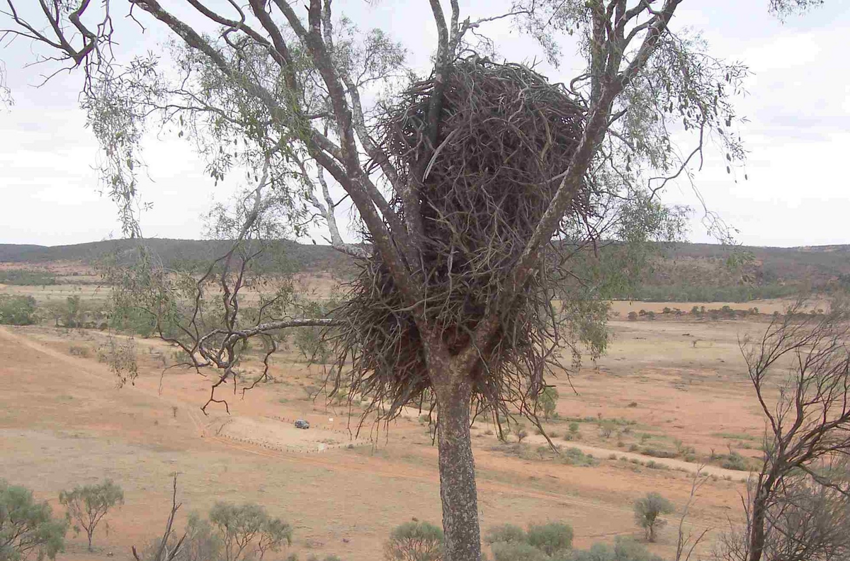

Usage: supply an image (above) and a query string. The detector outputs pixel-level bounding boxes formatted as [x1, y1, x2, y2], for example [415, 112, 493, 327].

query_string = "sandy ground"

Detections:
[0, 309, 775, 561]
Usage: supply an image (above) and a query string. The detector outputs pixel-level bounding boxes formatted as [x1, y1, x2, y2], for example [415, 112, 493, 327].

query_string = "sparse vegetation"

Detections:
[384, 521, 443, 561]
[59, 479, 123, 552]
[208, 502, 292, 561]
[0, 480, 67, 561]
[633, 492, 674, 543]
[0, 294, 37, 325]
[0, 270, 57, 286]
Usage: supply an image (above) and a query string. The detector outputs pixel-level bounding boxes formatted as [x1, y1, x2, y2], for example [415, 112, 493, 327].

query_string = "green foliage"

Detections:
[384, 521, 444, 561]
[96, 336, 139, 388]
[0, 480, 67, 561]
[180, 513, 223, 561]
[632, 492, 674, 542]
[0, 295, 37, 326]
[571, 537, 662, 561]
[63, 296, 81, 328]
[626, 283, 797, 303]
[485, 525, 527, 545]
[538, 387, 559, 421]
[0, 270, 56, 286]
[58, 479, 123, 551]
[718, 451, 753, 471]
[491, 542, 549, 561]
[485, 521, 573, 560]
[525, 523, 573, 556]
[208, 502, 292, 561]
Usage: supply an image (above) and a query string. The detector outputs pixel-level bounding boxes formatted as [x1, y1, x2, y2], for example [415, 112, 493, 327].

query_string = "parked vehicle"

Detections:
[294, 419, 310, 429]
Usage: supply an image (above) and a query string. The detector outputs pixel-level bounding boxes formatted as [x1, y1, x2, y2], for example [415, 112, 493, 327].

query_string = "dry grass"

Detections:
[0, 297, 786, 560]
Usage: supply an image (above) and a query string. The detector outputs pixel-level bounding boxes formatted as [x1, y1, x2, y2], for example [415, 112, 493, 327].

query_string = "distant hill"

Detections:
[1, 239, 849, 302]
[0, 238, 354, 274]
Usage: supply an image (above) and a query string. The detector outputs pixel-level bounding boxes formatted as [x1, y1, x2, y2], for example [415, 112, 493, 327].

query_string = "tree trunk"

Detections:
[748, 494, 768, 561]
[433, 366, 481, 561]
[420, 326, 482, 561]
[748, 477, 774, 561]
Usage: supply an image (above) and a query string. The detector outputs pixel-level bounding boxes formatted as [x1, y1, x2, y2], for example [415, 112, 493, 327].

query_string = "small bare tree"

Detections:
[132, 475, 187, 561]
[729, 303, 850, 561]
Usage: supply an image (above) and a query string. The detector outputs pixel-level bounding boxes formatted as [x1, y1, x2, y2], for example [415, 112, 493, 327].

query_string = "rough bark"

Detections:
[748, 474, 775, 561]
[425, 333, 481, 561]
[436, 375, 480, 561]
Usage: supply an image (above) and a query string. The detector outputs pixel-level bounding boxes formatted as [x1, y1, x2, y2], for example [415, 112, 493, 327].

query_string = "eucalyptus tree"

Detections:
[0, 1, 815, 559]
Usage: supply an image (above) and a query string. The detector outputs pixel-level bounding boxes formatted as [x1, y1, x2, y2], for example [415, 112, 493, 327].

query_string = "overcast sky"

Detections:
[0, 0, 848, 248]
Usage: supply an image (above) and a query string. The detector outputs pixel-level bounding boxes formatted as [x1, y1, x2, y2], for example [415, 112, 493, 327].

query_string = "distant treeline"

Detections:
[0, 269, 57, 286]
[621, 283, 800, 303]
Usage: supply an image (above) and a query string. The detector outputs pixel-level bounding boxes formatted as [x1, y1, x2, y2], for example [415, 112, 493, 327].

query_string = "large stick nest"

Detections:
[331, 57, 587, 423]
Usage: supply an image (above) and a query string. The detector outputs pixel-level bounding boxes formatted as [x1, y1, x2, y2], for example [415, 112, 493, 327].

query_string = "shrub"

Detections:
[69, 345, 90, 358]
[572, 536, 661, 561]
[539, 387, 559, 420]
[568, 422, 579, 435]
[627, 312, 638, 321]
[612, 536, 662, 561]
[0, 480, 67, 560]
[491, 542, 549, 561]
[293, 326, 332, 364]
[179, 513, 223, 561]
[96, 336, 139, 388]
[59, 479, 123, 551]
[526, 522, 573, 556]
[384, 521, 443, 561]
[485, 524, 526, 545]
[0, 294, 37, 325]
[515, 425, 528, 444]
[719, 451, 750, 471]
[209, 502, 292, 561]
[572, 542, 613, 561]
[633, 492, 674, 542]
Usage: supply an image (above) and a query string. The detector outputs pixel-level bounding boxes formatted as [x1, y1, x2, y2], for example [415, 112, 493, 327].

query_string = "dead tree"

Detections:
[733, 304, 850, 561]
[133, 475, 186, 561]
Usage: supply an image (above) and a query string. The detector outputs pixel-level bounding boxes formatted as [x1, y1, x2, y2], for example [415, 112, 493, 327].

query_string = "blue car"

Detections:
[294, 419, 310, 430]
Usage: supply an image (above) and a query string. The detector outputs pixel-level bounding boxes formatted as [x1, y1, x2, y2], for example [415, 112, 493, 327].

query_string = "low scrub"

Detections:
[0, 294, 37, 325]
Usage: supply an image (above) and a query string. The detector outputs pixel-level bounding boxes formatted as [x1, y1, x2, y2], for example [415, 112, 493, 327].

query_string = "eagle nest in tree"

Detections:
[330, 57, 588, 428]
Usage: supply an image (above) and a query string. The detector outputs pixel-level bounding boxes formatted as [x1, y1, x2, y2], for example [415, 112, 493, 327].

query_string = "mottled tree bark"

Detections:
[424, 332, 481, 561]
[436, 374, 480, 561]
[437, 376, 481, 561]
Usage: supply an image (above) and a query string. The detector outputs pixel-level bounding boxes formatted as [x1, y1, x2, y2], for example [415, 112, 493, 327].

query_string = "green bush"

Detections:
[1, 480, 67, 561]
[0, 294, 37, 325]
[485, 524, 527, 545]
[384, 521, 443, 561]
[491, 542, 549, 561]
[209, 502, 292, 561]
[539, 387, 559, 420]
[572, 537, 662, 561]
[633, 492, 674, 542]
[719, 451, 751, 471]
[526, 522, 573, 556]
